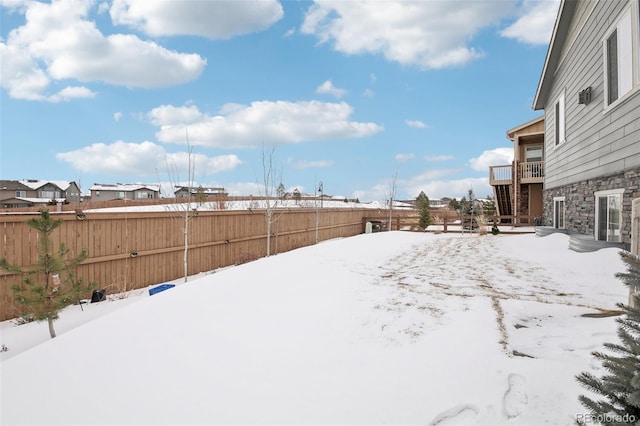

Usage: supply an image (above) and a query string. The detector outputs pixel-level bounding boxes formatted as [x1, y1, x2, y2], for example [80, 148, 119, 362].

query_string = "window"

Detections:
[525, 145, 543, 162]
[595, 189, 624, 242]
[553, 197, 565, 229]
[39, 190, 60, 199]
[605, 8, 633, 106]
[116, 191, 125, 199]
[554, 91, 565, 146]
[15, 190, 26, 198]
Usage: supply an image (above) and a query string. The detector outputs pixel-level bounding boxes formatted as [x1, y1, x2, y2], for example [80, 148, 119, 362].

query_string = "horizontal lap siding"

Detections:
[545, 0, 640, 189]
[0, 208, 399, 320]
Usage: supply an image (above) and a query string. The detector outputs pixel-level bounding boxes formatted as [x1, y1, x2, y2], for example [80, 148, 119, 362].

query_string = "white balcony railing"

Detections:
[489, 165, 512, 185]
[520, 161, 544, 183]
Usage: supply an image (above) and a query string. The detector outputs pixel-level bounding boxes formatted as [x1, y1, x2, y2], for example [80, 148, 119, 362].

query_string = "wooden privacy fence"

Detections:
[0, 208, 373, 321]
[362, 210, 540, 232]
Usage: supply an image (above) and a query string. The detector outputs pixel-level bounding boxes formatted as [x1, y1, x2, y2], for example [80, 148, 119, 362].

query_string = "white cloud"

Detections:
[301, 1, 513, 69]
[0, 0, 28, 10]
[405, 119, 428, 129]
[97, 2, 109, 14]
[355, 161, 498, 201]
[48, 86, 96, 102]
[352, 181, 393, 203]
[500, 0, 559, 45]
[469, 148, 513, 172]
[425, 155, 454, 162]
[110, 0, 283, 39]
[362, 88, 374, 98]
[405, 177, 492, 200]
[403, 167, 491, 199]
[292, 160, 334, 170]
[113, 112, 123, 122]
[0, 41, 95, 102]
[1, 0, 206, 101]
[315, 80, 346, 98]
[395, 153, 414, 163]
[56, 141, 241, 176]
[148, 104, 204, 126]
[224, 181, 264, 196]
[166, 153, 243, 175]
[151, 101, 383, 148]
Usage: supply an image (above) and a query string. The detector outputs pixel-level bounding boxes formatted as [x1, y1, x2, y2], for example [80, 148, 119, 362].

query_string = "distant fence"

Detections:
[0, 207, 381, 321]
[363, 210, 538, 232]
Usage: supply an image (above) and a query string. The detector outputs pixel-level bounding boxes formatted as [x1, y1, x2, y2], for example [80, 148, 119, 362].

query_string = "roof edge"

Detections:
[532, 0, 576, 110]
[506, 115, 545, 141]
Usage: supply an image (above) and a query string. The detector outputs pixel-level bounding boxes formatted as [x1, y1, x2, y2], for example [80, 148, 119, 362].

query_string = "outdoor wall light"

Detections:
[578, 87, 592, 105]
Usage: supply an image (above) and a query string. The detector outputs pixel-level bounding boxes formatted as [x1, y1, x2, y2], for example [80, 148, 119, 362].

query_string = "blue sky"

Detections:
[0, 0, 559, 201]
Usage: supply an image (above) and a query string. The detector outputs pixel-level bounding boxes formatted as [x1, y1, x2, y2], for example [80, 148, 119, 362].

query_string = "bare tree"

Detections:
[259, 146, 283, 257]
[388, 168, 398, 231]
[164, 131, 198, 283]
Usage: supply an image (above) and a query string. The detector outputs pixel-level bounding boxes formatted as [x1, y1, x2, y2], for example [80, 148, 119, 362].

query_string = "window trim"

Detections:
[603, 5, 636, 110]
[553, 90, 566, 147]
[636, 0, 640, 86]
[553, 196, 565, 229]
[594, 188, 624, 242]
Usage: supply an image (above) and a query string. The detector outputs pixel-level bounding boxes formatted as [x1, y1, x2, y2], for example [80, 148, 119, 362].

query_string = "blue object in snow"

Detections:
[149, 284, 176, 296]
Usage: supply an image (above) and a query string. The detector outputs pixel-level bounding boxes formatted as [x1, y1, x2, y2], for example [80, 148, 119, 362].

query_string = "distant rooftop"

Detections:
[18, 179, 76, 191]
[90, 183, 160, 192]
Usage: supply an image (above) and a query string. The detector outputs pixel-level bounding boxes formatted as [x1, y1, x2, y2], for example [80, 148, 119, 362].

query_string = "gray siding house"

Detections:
[533, 0, 640, 249]
[0, 179, 81, 208]
[174, 186, 227, 199]
[90, 183, 160, 201]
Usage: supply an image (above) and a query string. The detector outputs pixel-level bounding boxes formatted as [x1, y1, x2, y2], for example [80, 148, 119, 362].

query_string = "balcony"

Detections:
[520, 161, 544, 183]
[489, 165, 512, 185]
[490, 161, 544, 185]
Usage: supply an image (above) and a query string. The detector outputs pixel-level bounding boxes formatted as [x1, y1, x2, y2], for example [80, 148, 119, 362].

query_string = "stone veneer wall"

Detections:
[518, 184, 530, 223]
[542, 168, 640, 246]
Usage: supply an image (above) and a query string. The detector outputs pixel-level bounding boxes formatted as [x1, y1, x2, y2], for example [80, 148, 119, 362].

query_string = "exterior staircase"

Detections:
[494, 184, 512, 217]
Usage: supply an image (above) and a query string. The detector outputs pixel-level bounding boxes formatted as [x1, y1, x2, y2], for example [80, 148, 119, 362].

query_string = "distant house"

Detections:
[90, 183, 160, 201]
[174, 186, 227, 199]
[0, 179, 81, 208]
[489, 116, 544, 224]
[532, 0, 640, 250]
[399, 198, 450, 209]
[429, 198, 450, 209]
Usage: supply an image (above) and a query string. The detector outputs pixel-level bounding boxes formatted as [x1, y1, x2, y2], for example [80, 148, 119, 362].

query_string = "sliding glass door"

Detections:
[596, 191, 622, 242]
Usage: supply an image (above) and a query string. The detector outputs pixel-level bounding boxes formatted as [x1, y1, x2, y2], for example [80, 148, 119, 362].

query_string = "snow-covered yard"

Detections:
[0, 231, 628, 425]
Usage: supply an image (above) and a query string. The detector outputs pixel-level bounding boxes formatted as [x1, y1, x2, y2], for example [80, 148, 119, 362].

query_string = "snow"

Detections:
[0, 232, 628, 425]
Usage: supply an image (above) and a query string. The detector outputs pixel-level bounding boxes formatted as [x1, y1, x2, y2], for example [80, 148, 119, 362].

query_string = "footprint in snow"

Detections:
[503, 373, 528, 418]
[430, 404, 478, 425]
